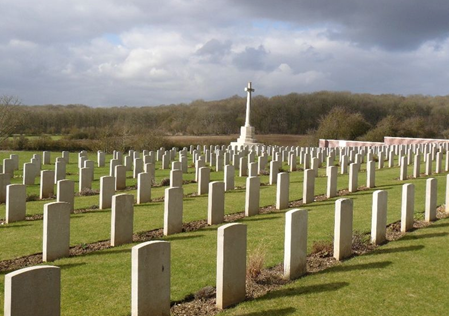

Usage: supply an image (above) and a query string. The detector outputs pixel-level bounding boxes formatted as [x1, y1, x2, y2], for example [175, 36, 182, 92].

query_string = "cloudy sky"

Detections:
[0, 0, 448, 106]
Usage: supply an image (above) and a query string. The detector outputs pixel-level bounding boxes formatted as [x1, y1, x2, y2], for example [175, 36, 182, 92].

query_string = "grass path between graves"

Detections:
[221, 217, 449, 316]
[0, 151, 447, 315]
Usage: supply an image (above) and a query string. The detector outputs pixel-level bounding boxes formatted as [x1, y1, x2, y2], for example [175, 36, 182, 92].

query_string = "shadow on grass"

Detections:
[236, 307, 296, 316]
[401, 232, 448, 240]
[318, 261, 392, 275]
[310, 201, 335, 207]
[85, 248, 130, 257]
[58, 262, 87, 270]
[257, 282, 349, 301]
[363, 245, 424, 256]
[241, 216, 279, 223]
[164, 234, 204, 241]
[426, 222, 449, 228]
[226, 189, 246, 194]
[0, 223, 33, 229]
[352, 188, 375, 196]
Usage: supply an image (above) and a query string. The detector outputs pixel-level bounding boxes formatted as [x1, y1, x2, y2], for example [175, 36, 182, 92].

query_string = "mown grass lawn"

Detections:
[222, 218, 449, 316]
[0, 150, 447, 315]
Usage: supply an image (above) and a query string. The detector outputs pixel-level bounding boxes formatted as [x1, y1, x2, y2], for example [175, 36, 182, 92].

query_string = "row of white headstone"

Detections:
[1, 141, 448, 225]
[4, 173, 448, 316]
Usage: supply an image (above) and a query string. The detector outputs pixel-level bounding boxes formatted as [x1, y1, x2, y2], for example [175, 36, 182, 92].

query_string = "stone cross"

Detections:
[244, 82, 255, 127]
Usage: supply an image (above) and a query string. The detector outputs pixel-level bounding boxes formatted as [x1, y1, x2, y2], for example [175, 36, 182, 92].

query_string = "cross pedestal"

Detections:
[230, 82, 261, 149]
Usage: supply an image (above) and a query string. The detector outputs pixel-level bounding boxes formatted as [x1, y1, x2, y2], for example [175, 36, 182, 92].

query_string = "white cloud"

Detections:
[0, 0, 447, 106]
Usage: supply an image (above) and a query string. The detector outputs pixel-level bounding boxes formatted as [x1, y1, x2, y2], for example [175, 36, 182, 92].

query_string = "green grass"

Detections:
[222, 218, 449, 316]
[0, 150, 448, 315]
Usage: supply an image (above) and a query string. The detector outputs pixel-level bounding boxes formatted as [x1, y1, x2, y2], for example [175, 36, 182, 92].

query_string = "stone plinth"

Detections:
[231, 126, 260, 147]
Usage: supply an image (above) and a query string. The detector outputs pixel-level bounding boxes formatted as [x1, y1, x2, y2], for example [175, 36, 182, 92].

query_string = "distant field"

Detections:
[165, 134, 312, 147]
[8, 134, 63, 140]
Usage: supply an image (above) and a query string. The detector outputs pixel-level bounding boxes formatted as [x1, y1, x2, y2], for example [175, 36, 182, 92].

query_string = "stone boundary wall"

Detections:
[384, 136, 449, 146]
[319, 136, 449, 148]
[319, 139, 384, 148]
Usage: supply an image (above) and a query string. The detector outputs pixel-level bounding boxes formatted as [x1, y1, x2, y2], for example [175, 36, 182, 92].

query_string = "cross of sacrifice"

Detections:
[244, 82, 255, 127]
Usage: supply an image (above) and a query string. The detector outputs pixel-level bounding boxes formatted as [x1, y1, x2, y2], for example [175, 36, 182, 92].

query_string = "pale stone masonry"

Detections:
[0, 173, 10, 203]
[124, 155, 133, 172]
[100, 176, 115, 209]
[216, 154, 224, 172]
[378, 151, 384, 169]
[131, 241, 170, 316]
[239, 157, 248, 177]
[110, 159, 120, 177]
[446, 174, 450, 214]
[371, 190, 388, 245]
[137, 172, 151, 204]
[208, 181, 225, 225]
[224, 165, 235, 191]
[170, 169, 183, 188]
[43, 202, 71, 262]
[4, 266, 61, 316]
[55, 160, 66, 182]
[399, 156, 407, 181]
[111, 194, 134, 246]
[413, 154, 420, 178]
[23, 162, 36, 185]
[195, 159, 205, 182]
[40, 170, 55, 199]
[401, 183, 415, 232]
[134, 158, 143, 179]
[303, 169, 315, 204]
[10, 154, 19, 170]
[163, 187, 184, 236]
[284, 209, 308, 280]
[341, 154, 349, 174]
[311, 157, 319, 177]
[216, 223, 247, 310]
[249, 162, 258, 177]
[334, 198, 353, 261]
[436, 151, 443, 173]
[144, 163, 155, 183]
[198, 167, 210, 195]
[269, 160, 280, 185]
[6, 184, 26, 223]
[425, 153, 432, 175]
[57, 180, 74, 213]
[276, 172, 289, 210]
[97, 151, 105, 167]
[62, 151, 69, 163]
[115, 165, 126, 190]
[366, 160, 375, 188]
[245, 176, 260, 216]
[3, 158, 14, 179]
[425, 178, 437, 222]
[327, 166, 338, 198]
[43, 151, 51, 165]
[348, 163, 358, 192]
[79, 167, 92, 192]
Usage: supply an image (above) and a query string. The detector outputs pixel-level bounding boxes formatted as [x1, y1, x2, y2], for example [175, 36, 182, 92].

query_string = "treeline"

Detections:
[2, 91, 448, 150]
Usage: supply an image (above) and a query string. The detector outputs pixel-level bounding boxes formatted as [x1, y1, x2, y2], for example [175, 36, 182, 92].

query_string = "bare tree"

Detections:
[0, 95, 22, 144]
